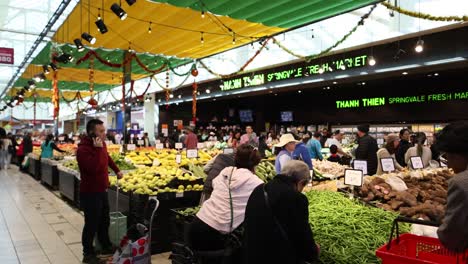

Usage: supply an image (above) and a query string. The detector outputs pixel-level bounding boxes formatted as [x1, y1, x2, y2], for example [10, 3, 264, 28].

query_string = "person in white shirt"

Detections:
[188, 144, 263, 258]
[325, 130, 348, 157]
[405, 132, 432, 168]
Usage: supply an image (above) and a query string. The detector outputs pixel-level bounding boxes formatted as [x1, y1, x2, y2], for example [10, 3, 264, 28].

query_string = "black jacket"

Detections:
[202, 153, 235, 198]
[355, 134, 378, 175]
[396, 139, 411, 167]
[243, 175, 319, 264]
[23, 135, 33, 154]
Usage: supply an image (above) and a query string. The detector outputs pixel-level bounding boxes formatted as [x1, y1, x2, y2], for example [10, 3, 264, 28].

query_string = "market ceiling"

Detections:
[11, 0, 380, 102]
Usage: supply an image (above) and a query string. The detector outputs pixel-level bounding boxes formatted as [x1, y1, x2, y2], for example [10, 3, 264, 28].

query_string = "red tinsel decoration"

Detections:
[192, 82, 197, 123]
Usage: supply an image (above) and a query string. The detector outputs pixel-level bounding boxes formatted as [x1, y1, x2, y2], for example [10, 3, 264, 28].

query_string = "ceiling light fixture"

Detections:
[201, 10, 205, 18]
[434, 73, 439, 76]
[95, 18, 108, 34]
[42, 65, 50, 74]
[111, 3, 127, 20]
[148, 22, 152, 34]
[33, 73, 46, 82]
[125, 0, 136, 5]
[206, 89, 211, 94]
[232, 33, 236, 45]
[81, 32, 96, 44]
[178, 94, 182, 99]
[200, 32, 204, 44]
[415, 39, 424, 53]
[402, 72, 408, 75]
[169, 93, 174, 98]
[74, 38, 84, 51]
[49, 63, 58, 71]
[28, 80, 36, 89]
[368, 56, 376, 66]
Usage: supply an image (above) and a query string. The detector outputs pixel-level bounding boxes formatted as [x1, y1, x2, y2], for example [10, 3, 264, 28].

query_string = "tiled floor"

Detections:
[0, 166, 171, 264]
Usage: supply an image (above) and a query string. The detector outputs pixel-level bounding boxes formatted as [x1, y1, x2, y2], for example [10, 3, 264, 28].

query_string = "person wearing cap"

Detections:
[355, 124, 378, 175]
[325, 130, 349, 157]
[435, 121, 468, 252]
[274, 134, 299, 174]
[376, 133, 403, 175]
[184, 126, 198, 149]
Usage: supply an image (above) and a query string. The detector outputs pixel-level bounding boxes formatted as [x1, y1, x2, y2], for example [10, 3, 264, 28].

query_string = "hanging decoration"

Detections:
[52, 71, 60, 118]
[199, 38, 271, 78]
[152, 72, 191, 91]
[191, 66, 199, 77]
[382, 1, 468, 22]
[192, 82, 197, 123]
[33, 95, 37, 126]
[165, 69, 170, 109]
[87, 56, 98, 108]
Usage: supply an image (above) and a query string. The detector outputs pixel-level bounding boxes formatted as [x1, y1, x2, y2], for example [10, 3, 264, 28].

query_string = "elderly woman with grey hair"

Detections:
[243, 160, 320, 264]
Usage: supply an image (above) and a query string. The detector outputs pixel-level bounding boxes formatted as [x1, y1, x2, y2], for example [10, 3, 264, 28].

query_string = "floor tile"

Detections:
[43, 213, 68, 225]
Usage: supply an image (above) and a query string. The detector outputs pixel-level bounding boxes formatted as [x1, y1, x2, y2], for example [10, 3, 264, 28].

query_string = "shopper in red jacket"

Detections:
[77, 119, 123, 264]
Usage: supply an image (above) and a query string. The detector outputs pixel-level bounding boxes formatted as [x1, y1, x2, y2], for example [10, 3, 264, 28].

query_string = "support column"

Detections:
[144, 93, 156, 144]
[122, 51, 132, 142]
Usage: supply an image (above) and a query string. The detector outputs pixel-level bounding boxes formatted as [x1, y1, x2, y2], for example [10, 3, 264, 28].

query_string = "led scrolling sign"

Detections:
[221, 55, 369, 91]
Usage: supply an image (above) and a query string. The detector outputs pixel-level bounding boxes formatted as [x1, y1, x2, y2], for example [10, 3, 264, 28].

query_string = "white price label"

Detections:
[176, 154, 182, 164]
[72, 137, 79, 141]
[223, 148, 234, 154]
[410, 156, 424, 169]
[156, 140, 161, 144]
[156, 143, 164, 150]
[353, 160, 368, 175]
[197, 143, 205, 149]
[127, 144, 136, 151]
[176, 192, 184, 198]
[377, 138, 384, 145]
[175, 143, 183, 149]
[186, 149, 199, 159]
[344, 169, 363, 187]
[380, 158, 395, 172]
[137, 140, 144, 146]
[58, 137, 65, 141]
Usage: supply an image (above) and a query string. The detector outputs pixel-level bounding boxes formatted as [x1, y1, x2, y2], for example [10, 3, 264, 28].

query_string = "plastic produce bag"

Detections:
[111, 234, 151, 264]
[95, 212, 127, 250]
[385, 176, 408, 192]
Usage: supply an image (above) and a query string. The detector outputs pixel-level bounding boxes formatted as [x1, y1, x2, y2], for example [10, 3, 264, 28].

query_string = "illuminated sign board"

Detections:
[336, 91, 468, 109]
[222, 54, 368, 91]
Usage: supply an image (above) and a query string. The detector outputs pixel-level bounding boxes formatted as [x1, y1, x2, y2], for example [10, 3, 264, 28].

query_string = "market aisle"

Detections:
[0, 167, 171, 264]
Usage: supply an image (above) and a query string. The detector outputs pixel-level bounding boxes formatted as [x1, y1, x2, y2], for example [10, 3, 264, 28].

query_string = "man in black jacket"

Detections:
[23, 132, 33, 155]
[396, 128, 412, 167]
[243, 160, 319, 264]
[355, 125, 378, 175]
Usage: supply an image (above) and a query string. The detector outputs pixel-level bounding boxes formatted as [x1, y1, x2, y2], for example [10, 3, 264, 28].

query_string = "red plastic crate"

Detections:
[376, 233, 468, 264]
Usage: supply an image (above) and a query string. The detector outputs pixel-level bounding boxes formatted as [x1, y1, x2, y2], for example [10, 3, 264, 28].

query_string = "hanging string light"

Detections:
[200, 32, 204, 44]
[148, 22, 152, 34]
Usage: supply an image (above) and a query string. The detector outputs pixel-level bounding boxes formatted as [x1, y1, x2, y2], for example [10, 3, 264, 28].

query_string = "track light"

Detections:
[368, 56, 376, 66]
[54, 53, 73, 64]
[74, 38, 84, 52]
[125, 0, 136, 5]
[42, 65, 50, 74]
[95, 18, 108, 34]
[49, 63, 58, 71]
[23, 85, 29, 91]
[33, 73, 46, 82]
[111, 3, 127, 20]
[81, 33, 96, 44]
[415, 39, 424, 53]
[28, 80, 36, 89]
[201, 10, 205, 18]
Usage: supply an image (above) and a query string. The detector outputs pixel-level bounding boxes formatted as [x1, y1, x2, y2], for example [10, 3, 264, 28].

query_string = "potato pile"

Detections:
[356, 168, 454, 222]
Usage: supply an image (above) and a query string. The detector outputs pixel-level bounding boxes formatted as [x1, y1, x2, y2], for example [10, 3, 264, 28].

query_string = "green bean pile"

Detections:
[306, 191, 410, 264]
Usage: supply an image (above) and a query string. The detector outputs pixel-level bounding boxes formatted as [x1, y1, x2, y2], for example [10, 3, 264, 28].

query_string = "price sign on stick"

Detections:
[127, 144, 136, 151]
[353, 160, 368, 175]
[380, 158, 395, 172]
[223, 148, 234, 154]
[137, 140, 144, 146]
[176, 154, 182, 164]
[187, 149, 199, 159]
[197, 143, 205, 149]
[175, 143, 183, 149]
[410, 156, 424, 169]
[156, 140, 161, 144]
[58, 137, 65, 141]
[156, 143, 164, 150]
[344, 169, 364, 187]
[377, 138, 384, 145]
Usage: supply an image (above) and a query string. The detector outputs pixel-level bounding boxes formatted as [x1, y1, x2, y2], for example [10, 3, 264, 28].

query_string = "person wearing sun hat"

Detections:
[274, 133, 300, 173]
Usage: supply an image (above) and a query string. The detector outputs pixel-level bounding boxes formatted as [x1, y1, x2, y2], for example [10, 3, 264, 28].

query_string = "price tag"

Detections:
[377, 138, 384, 145]
[186, 149, 199, 159]
[156, 143, 164, 150]
[197, 143, 205, 149]
[176, 192, 184, 198]
[72, 137, 79, 141]
[344, 169, 363, 187]
[156, 140, 161, 144]
[410, 156, 424, 169]
[127, 144, 136, 151]
[137, 140, 144, 146]
[353, 160, 368, 175]
[175, 143, 183, 149]
[58, 136, 65, 141]
[176, 154, 182, 164]
[223, 148, 234, 154]
[380, 158, 395, 172]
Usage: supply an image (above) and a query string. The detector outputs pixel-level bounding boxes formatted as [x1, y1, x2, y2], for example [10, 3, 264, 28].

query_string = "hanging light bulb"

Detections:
[111, 3, 127, 20]
[201, 10, 205, 18]
[368, 56, 376, 66]
[74, 38, 85, 52]
[415, 39, 424, 53]
[200, 32, 204, 44]
[81, 33, 96, 44]
[232, 33, 236, 45]
[148, 22, 152, 34]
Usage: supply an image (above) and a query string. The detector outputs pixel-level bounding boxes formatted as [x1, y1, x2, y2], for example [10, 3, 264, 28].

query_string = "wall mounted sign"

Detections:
[0, 48, 14, 64]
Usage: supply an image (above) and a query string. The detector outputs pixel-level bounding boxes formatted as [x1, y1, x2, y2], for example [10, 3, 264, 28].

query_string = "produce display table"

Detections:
[27, 154, 41, 180]
[57, 166, 81, 207]
[41, 159, 59, 189]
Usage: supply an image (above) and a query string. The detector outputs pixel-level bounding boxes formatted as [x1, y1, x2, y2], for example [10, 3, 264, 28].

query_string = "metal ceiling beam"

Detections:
[0, 0, 73, 99]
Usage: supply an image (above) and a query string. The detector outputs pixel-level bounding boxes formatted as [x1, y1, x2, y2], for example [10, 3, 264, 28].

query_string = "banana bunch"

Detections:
[255, 161, 276, 183]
